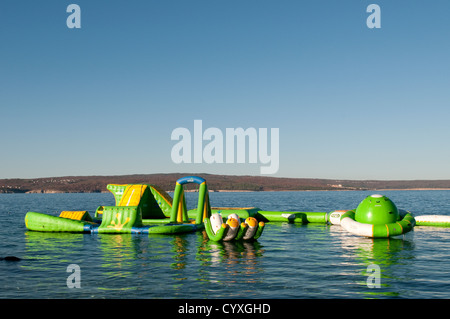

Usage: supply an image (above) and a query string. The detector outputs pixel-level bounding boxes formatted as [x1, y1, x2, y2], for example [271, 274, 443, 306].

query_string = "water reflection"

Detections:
[202, 237, 265, 266]
[97, 233, 147, 281]
[337, 230, 416, 298]
[14, 191, 450, 298]
[24, 230, 86, 266]
[169, 235, 189, 270]
[196, 231, 266, 291]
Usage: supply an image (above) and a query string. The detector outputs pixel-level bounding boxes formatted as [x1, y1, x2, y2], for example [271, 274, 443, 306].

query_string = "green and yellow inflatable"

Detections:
[25, 176, 210, 235]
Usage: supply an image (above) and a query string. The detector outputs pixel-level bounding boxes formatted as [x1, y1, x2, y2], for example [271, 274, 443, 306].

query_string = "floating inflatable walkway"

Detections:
[414, 215, 450, 227]
[198, 194, 418, 239]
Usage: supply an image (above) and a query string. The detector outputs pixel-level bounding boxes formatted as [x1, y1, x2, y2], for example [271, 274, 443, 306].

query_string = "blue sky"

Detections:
[1, 1, 449, 180]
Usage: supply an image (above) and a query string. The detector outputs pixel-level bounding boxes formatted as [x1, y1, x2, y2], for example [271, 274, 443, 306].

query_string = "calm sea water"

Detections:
[1, 190, 450, 299]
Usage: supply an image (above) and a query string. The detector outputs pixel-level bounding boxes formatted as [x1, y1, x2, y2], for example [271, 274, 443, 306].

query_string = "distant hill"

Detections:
[1, 173, 450, 193]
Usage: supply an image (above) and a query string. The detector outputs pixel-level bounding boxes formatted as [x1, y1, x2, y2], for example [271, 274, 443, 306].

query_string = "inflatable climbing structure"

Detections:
[25, 176, 208, 235]
[24, 175, 265, 241]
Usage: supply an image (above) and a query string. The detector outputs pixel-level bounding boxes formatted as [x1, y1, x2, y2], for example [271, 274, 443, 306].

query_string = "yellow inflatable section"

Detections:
[104, 183, 171, 219]
[59, 211, 93, 221]
[119, 185, 148, 207]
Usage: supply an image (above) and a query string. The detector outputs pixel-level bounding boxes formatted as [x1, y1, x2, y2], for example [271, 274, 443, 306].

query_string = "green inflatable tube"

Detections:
[204, 218, 227, 241]
[257, 211, 328, 223]
[25, 212, 92, 232]
[147, 223, 200, 234]
[253, 222, 265, 240]
[234, 223, 248, 241]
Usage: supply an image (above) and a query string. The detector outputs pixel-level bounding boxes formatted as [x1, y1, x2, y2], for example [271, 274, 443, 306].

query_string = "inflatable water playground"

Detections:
[24, 176, 264, 241]
[24, 175, 450, 240]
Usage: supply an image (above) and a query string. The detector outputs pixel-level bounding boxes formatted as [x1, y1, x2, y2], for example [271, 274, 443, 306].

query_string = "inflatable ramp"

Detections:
[101, 184, 173, 219]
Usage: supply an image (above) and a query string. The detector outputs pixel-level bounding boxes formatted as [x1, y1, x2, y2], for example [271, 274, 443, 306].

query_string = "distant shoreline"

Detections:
[4, 187, 450, 195]
[2, 173, 450, 194]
